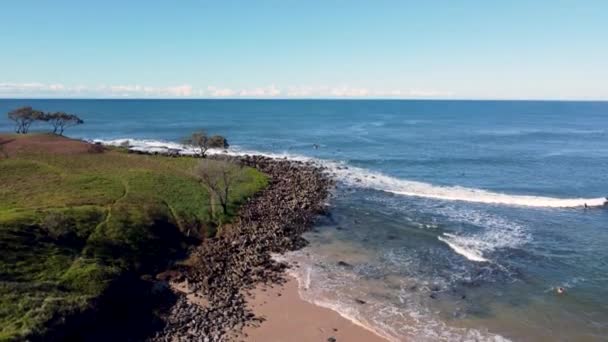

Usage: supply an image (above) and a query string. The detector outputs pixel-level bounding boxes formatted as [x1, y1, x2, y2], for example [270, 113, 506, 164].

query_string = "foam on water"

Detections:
[433, 206, 530, 263]
[326, 164, 604, 208]
[276, 251, 512, 342]
[438, 234, 488, 262]
[94, 138, 605, 209]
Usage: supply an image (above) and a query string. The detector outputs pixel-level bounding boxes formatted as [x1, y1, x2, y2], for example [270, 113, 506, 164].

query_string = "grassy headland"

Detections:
[0, 134, 267, 341]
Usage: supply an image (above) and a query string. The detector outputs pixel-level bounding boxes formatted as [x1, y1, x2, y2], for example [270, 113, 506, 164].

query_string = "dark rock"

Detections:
[150, 155, 334, 341]
[337, 261, 353, 268]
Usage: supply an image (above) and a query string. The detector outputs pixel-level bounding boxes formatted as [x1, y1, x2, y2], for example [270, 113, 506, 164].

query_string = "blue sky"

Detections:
[1, 1, 607, 99]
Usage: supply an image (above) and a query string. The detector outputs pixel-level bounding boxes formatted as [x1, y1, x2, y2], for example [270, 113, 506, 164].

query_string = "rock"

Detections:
[150, 155, 334, 341]
[337, 261, 353, 268]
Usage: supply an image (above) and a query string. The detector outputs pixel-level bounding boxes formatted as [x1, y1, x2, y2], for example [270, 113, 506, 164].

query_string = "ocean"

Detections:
[1, 99, 607, 341]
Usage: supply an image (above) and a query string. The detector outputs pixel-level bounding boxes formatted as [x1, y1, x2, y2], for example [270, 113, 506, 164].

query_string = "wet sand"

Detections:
[238, 276, 389, 342]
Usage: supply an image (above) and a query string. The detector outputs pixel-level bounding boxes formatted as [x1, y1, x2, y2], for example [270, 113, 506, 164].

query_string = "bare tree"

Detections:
[7, 107, 45, 134]
[45, 112, 84, 135]
[184, 131, 210, 158]
[195, 160, 244, 216]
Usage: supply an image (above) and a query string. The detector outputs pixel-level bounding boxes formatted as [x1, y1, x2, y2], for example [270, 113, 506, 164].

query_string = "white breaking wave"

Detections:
[438, 234, 488, 262]
[434, 206, 530, 263]
[325, 164, 605, 208]
[93, 138, 606, 208]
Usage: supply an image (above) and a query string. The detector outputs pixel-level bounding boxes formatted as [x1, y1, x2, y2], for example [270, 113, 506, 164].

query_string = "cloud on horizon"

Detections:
[0, 82, 454, 99]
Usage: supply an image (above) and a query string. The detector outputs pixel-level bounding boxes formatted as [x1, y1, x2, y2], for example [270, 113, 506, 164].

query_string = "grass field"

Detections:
[0, 134, 267, 341]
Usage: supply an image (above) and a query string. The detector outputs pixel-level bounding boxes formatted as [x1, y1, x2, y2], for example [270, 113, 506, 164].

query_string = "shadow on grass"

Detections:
[33, 219, 195, 341]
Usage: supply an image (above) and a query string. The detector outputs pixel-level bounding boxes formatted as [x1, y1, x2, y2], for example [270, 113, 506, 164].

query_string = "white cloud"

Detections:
[0, 82, 454, 98]
[286, 86, 314, 97]
[239, 85, 281, 97]
[0, 83, 197, 97]
[0, 82, 66, 93]
[207, 86, 236, 97]
[330, 86, 370, 97]
[370, 89, 454, 98]
[103, 84, 194, 97]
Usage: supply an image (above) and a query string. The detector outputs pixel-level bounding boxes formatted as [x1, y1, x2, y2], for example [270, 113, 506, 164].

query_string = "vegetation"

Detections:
[7, 107, 45, 134]
[45, 112, 84, 135]
[195, 160, 244, 216]
[183, 131, 229, 158]
[0, 134, 267, 340]
[6, 107, 84, 135]
[208, 135, 229, 149]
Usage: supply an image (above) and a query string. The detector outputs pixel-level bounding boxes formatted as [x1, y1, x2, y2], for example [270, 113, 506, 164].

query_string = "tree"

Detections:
[208, 135, 229, 149]
[7, 107, 45, 134]
[184, 131, 210, 158]
[195, 160, 244, 216]
[45, 112, 84, 135]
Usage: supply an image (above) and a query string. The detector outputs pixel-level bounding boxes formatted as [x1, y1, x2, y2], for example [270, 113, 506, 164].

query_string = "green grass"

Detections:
[0, 134, 267, 341]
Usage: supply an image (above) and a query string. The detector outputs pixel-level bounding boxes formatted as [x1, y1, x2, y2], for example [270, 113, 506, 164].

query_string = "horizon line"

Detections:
[1, 97, 608, 102]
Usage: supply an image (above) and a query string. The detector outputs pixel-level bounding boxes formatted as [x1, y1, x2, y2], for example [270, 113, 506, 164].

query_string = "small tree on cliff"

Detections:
[45, 112, 84, 135]
[195, 160, 244, 216]
[208, 135, 229, 149]
[7, 107, 45, 134]
[184, 131, 210, 158]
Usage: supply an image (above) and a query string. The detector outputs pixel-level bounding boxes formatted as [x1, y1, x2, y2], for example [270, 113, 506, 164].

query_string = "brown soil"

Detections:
[0, 133, 94, 157]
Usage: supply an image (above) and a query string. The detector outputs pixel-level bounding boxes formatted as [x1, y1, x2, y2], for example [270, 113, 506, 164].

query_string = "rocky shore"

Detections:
[151, 155, 334, 341]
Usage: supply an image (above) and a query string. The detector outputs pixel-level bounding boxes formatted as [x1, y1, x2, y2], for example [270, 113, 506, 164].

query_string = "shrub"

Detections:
[208, 135, 229, 149]
[88, 143, 105, 154]
[40, 212, 76, 241]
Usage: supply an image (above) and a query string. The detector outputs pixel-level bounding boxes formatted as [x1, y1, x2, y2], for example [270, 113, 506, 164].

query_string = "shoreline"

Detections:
[238, 275, 389, 342]
[150, 154, 339, 341]
[94, 139, 394, 341]
[95, 141, 394, 341]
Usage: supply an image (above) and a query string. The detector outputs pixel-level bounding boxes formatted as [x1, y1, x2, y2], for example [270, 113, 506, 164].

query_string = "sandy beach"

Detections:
[237, 276, 389, 342]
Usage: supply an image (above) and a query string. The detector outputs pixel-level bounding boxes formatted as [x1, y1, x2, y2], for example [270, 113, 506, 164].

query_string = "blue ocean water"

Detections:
[1, 99, 607, 341]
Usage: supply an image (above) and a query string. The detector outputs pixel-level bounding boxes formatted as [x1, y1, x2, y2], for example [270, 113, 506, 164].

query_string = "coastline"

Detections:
[150, 154, 340, 341]
[238, 275, 389, 342]
[96, 140, 393, 341]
